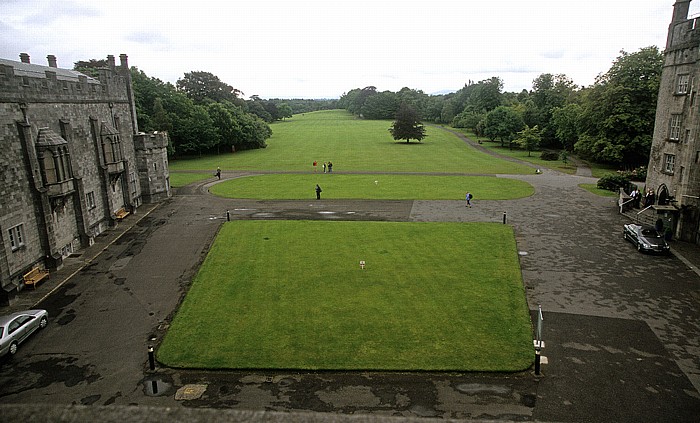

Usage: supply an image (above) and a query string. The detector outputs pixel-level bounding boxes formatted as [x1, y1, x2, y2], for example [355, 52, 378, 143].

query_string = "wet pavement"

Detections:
[1, 163, 700, 421]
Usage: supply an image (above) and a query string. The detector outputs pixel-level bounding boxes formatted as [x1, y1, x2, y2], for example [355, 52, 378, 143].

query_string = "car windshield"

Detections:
[0, 327, 3, 338]
[641, 229, 661, 238]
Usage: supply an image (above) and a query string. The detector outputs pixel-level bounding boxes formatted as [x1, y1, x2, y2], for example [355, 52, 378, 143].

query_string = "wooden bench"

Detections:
[23, 266, 50, 289]
[115, 208, 130, 221]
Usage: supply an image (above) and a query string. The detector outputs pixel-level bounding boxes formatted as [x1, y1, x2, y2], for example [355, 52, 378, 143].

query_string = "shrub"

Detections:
[540, 151, 559, 161]
[597, 173, 630, 192]
[621, 166, 647, 181]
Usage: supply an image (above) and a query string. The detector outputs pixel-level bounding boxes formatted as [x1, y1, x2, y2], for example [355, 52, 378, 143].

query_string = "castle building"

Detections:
[646, 0, 700, 243]
[0, 53, 171, 305]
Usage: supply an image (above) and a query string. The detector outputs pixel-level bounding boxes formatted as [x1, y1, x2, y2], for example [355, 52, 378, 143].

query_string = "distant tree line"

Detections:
[338, 46, 663, 168]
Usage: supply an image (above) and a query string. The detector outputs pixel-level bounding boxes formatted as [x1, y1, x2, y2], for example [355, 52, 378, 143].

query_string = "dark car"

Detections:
[0, 309, 48, 358]
[623, 224, 670, 254]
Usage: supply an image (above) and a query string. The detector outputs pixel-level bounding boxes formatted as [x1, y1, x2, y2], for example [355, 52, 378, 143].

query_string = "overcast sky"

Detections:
[1, 1, 695, 99]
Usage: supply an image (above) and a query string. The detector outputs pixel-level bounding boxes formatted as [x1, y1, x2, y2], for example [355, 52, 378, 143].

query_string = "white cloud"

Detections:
[0, 0, 683, 98]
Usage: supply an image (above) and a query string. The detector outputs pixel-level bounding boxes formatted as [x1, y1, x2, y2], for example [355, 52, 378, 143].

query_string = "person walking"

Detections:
[215, 167, 221, 180]
[465, 191, 473, 208]
[323, 162, 327, 173]
[313, 160, 318, 173]
[328, 161, 333, 173]
[315, 184, 322, 200]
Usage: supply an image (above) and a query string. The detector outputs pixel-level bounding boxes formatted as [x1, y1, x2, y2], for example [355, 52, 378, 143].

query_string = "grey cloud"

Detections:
[124, 31, 169, 45]
[21, 1, 100, 25]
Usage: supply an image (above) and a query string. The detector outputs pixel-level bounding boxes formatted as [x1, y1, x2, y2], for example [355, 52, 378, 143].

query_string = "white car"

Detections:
[0, 309, 48, 358]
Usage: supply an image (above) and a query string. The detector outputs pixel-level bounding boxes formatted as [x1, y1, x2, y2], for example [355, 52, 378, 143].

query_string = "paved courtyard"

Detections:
[1, 163, 699, 422]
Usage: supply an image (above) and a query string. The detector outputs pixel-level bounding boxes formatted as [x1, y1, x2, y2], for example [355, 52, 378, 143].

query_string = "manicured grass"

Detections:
[459, 131, 578, 175]
[209, 174, 534, 200]
[580, 183, 618, 197]
[157, 221, 534, 371]
[168, 110, 533, 174]
[169, 172, 213, 188]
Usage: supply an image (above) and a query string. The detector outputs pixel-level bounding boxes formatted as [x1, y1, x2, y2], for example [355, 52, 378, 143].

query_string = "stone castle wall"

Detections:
[0, 54, 170, 305]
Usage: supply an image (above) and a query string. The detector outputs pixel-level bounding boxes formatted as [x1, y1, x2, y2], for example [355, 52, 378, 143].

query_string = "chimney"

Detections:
[107, 55, 116, 70]
[119, 54, 129, 69]
[47, 55, 57, 68]
[672, 0, 691, 23]
[19, 53, 30, 64]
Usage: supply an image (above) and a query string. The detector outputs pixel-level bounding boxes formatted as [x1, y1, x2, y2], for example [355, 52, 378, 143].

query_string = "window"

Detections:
[686, 129, 692, 144]
[664, 154, 676, 174]
[670, 115, 682, 141]
[677, 74, 690, 94]
[86, 191, 96, 209]
[8, 224, 25, 251]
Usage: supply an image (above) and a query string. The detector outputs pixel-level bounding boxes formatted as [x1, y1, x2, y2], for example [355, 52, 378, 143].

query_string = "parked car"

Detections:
[623, 224, 670, 254]
[0, 309, 48, 358]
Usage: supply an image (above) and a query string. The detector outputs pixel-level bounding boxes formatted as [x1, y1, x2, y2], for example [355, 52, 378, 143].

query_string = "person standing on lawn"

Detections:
[315, 184, 322, 200]
[465, 191, 473, 208]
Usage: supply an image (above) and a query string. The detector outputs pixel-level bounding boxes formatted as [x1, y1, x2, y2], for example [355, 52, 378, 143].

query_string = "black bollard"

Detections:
[503, 211, 507, 224]
[226, 210, 230, 221]
[535, 349, 541, 375]
[151, 379, 158, 394]
[148, 345, 155, 371]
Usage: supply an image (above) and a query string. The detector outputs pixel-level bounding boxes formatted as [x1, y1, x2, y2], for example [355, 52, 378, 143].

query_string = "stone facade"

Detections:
[646, 0, 700, 243]
[0, 53, 170, 305]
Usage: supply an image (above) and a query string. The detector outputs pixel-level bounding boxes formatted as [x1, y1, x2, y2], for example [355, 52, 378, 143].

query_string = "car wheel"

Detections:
[623, 232, 628, 240]
[637, 243, 642, 252]
[39, 316, 48, 329]
[9, 341, 18, 356]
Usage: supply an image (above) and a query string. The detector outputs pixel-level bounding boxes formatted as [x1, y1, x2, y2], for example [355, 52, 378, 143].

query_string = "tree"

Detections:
[389, 103, 426, 143]
[74, 59, 108, 78]
[575, 47, 662, 165]
[514, 125, 542, 156]
[527, 73, 577, 147]
[482, 106, 524, 146]
[362, 91, 398, 119]
[176, 71, 243, 104]
[551, 103, 582, 151]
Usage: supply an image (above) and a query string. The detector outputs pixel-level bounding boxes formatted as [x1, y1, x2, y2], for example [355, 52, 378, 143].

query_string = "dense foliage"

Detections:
[338, 46, 663, 169]
[128, 68, 271, 157]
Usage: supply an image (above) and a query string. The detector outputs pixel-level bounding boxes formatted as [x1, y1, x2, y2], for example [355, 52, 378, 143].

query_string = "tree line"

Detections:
[339, 46, 663, 168]
[75, 61, 337, 157]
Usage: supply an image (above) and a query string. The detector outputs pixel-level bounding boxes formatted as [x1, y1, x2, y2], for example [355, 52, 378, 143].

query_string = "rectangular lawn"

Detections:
[157, 221, 534, 371]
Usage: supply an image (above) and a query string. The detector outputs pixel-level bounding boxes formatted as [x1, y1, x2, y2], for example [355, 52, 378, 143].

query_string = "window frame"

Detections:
[670, 114, 682, 141]
[677, 74, 690, 94]
[664, 153, 676, 174]
[86, 191, 96, 210]
[8, 223, 25, 251]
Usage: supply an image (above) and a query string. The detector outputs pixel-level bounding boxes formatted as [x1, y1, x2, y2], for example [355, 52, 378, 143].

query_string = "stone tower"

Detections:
[645, 0, 700, 243]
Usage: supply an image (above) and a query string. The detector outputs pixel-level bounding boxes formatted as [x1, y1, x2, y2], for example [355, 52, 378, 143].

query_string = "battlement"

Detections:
[0, 54, 131, 104]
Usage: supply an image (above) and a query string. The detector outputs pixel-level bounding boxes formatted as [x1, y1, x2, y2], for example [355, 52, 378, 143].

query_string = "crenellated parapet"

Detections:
[0, 53, 132, 106]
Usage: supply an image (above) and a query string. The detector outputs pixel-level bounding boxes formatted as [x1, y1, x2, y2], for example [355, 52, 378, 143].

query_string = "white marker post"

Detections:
[360, 260, 366, 269]
[534, 304, 544, 375]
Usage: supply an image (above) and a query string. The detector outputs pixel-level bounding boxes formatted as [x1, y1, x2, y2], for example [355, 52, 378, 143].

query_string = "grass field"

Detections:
[169, 110, 534, 174]
[209, 174, 535, 200]
[157, 221, 534, 371]
[169, 172, 213, 188]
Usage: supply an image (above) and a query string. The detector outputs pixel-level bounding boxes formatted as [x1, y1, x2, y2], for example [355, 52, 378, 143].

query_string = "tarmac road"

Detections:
[1, 165, 700, 422]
